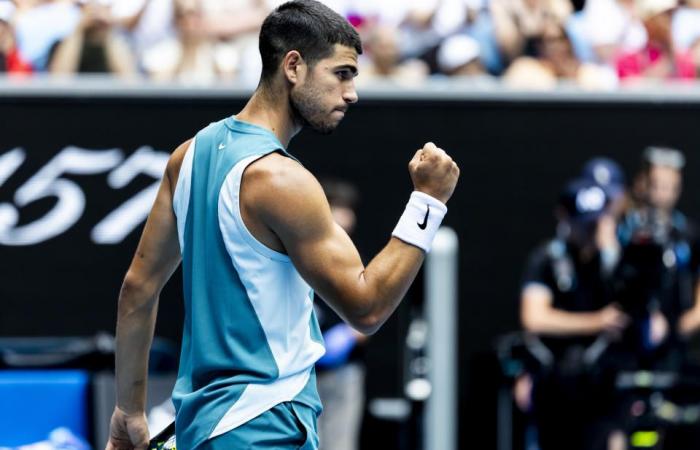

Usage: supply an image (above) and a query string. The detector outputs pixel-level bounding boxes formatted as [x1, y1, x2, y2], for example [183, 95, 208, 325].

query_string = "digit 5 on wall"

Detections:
[0, 146, 168, 246]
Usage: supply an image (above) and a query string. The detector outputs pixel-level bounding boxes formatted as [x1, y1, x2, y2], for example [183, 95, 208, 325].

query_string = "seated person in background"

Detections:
[199, 0, 269, 86]
[616, 0, 695, 81]
[0, 1, 33, 73]
[490, 0, 572, 65]
[520, 178, 630, 450]
[355, 24, 428, 86]
[110, 0, 176, 74]
[503, 23, 618, 89]
[48, 0, 137, 77]
[143, 0, 268, 85]
[11, 0, 81, 71]
[670, 0, 700, 62]
[575, 0, 647, 66]
[435, 34, 487, 77]
[142, 0, 218, 83]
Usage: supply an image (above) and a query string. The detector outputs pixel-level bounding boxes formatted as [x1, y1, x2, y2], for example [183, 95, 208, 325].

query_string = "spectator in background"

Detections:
[672, 0, 700, 58]
[111, 0, 176, 74]
[198, 0, 270, 86]
[142, 0, 214, 83]
[519, 178, 629, 450]
[335, 1, 447, 73]
[569, 0, 646, 66]
[490, 0, 572, 65]
[315, 179, 367, 450]
[619, 148, 700, 348]
[0, 1, 33, 73]
[503, 23, 618, 89]
[12, 0, 81, 71]
[48, 0, 137, 77]
[436, 34, 486, 77]
[432, 0, 504, 74]
[355, 25, 428, 86]
[616, 0, 695, 81]
[143, 0, 268, 85]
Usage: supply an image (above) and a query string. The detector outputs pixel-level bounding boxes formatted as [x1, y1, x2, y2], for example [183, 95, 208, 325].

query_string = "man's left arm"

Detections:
[106, 143, 186, 450]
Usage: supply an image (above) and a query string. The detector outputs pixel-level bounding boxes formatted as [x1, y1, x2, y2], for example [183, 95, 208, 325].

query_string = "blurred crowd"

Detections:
[1, 0, 700, 88]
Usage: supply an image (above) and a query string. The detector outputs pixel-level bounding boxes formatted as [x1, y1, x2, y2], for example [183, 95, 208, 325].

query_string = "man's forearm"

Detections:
[348, 238, 425, 334]
[523, 309, 603, 336]
[115, 278, 159, 414]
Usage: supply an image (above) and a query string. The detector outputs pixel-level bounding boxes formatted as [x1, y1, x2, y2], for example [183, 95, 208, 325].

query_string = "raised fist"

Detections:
[408, 142, 460, 204]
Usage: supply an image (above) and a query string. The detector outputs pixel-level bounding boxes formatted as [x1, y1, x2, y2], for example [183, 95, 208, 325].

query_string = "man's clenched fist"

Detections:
[409, 142, 460, 204]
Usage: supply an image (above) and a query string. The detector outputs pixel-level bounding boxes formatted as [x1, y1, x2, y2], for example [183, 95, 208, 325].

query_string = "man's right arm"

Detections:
[248, 143, 459, 335]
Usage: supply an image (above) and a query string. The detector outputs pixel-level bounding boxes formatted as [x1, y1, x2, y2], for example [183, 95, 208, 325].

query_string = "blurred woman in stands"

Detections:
[355, 24, 429, 86]
[616, 0, 695, 81]
[142, 0, 268, 85]
[111, 0, 176, 76]
[490, 0, 572, 66]
[48, 0, 137, 77]
[503, 23, 618, 89]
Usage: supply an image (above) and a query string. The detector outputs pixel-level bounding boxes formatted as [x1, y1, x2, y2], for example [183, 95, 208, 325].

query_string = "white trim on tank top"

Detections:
[211, 154, 325, 438]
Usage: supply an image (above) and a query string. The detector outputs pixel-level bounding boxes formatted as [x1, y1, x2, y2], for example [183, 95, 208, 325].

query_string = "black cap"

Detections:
[581, 157, 626, 199]
[559, 178, 610, 222]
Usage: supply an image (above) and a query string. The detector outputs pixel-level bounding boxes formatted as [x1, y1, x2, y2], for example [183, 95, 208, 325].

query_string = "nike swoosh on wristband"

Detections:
[418, 205, 430, 230]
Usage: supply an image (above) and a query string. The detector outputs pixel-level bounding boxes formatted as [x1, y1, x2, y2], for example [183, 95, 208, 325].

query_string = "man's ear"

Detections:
[282, 50, 306, 85]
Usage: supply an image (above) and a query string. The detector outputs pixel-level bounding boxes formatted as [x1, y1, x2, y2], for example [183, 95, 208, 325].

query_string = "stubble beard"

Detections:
[289, 84, 339, 135]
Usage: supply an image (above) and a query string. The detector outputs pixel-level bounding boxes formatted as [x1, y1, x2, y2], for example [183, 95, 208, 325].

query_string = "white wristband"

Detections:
[392, 191, 448, 253]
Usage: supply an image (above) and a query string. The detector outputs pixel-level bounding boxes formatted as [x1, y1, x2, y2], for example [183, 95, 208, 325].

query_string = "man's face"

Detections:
[647, 165, 681, 212]
[369, 27, 399, 69]
[568, 218, 598, 247]
[290, 44, 359, 134]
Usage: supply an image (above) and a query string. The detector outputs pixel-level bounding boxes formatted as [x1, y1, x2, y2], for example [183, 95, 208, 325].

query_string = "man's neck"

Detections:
[236, 84, 301, 148]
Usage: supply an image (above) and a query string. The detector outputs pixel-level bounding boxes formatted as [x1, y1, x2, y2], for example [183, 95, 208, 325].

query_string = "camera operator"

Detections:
[519, 177, 630, 450]
[617, 147, 700, 371]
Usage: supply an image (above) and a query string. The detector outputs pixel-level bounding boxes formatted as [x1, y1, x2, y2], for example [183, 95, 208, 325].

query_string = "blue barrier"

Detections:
[0, 370, 90, 446]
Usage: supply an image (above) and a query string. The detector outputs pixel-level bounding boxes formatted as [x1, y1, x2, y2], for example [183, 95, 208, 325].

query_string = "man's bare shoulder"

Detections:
[244, 151, 320, 195]
[243, 152, 330, 231]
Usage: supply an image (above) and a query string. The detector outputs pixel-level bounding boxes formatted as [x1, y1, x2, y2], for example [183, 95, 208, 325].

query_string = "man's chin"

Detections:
[308, 121, 340, 135]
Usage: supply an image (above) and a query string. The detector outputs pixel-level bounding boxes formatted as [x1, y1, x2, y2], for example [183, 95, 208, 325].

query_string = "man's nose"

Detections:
[343, 83, 358, 104]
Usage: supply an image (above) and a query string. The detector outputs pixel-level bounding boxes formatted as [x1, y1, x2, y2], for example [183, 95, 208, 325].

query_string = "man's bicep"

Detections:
[258, 167, 366, 308]
[288, 222, 366, 303]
